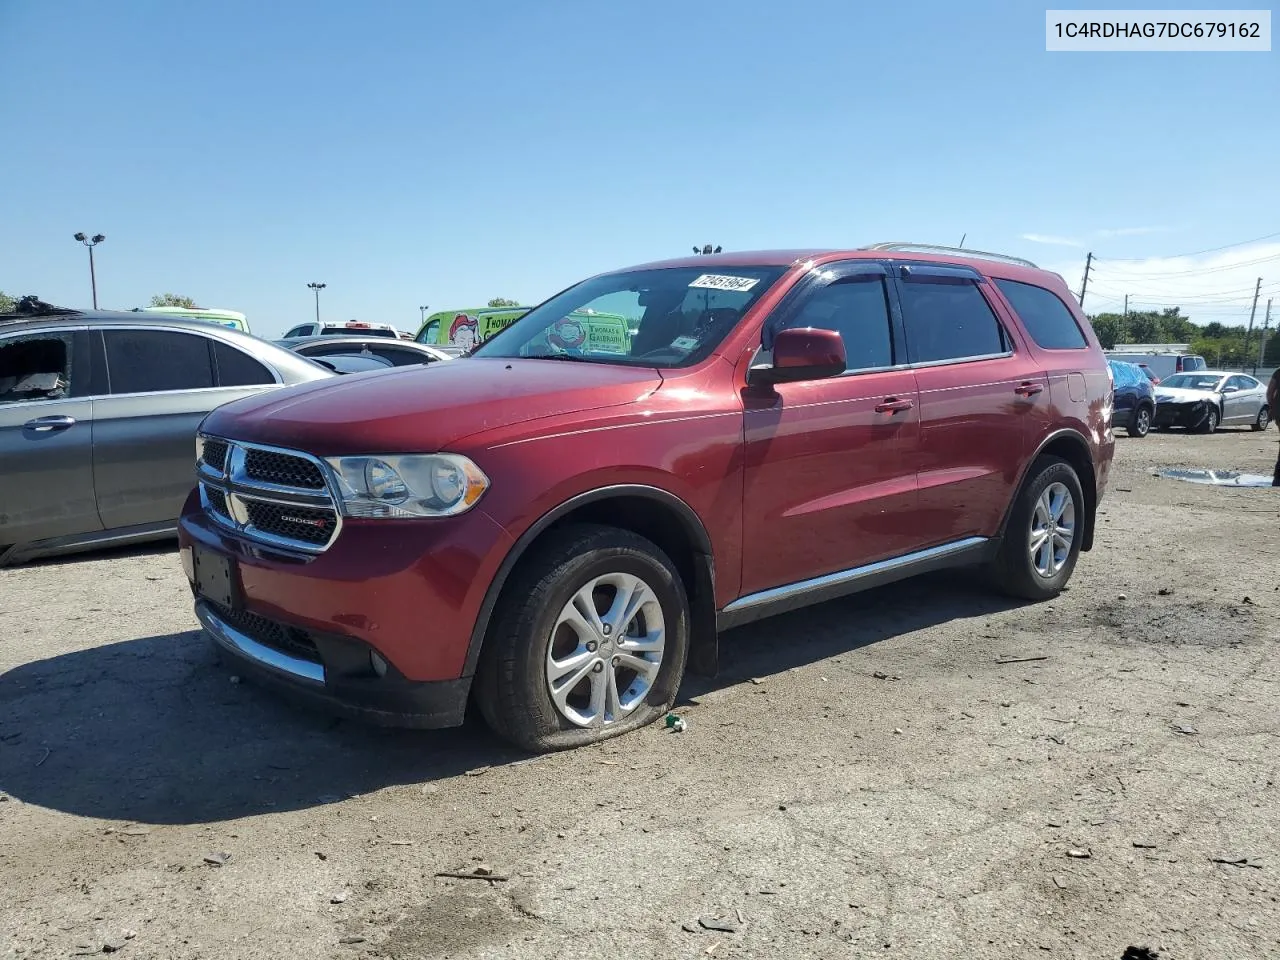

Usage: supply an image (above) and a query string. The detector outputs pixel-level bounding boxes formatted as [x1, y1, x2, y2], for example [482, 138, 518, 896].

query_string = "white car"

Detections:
[281, 320, 403, 339]
[1152, 371, 1271, 433]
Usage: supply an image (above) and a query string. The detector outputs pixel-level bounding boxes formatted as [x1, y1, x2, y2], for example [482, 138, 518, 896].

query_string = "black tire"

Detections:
[989, 456, 1085, 602]
[1196, 405, 1219, 434]
[474, 524, 690, 752]
[1127, 404, 1152, 438]
[1251, 406, 1270, 432]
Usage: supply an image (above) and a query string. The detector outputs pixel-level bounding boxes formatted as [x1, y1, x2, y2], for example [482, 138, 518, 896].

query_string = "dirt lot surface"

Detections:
[2, 429, 1278, 960]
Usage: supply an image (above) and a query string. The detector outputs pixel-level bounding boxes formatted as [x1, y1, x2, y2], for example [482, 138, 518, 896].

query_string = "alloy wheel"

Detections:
[1029, 482, 1076, 579]
[544, 572, 666, 728]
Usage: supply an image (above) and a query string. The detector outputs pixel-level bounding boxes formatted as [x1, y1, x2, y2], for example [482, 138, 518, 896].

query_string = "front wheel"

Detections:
[475, 524, 690, 752]
[1127, 405, 1152, 438]
[1252, 406, 1270, 432]
[1197, 405, 1220, 434]
[990, 457, 1085, 602]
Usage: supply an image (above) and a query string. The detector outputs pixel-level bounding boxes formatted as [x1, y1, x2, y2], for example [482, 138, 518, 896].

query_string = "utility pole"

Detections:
[1123, 293, 1128, 320]
[307, 282, 326, 324]
[1258, 298, 1272, 373]
[1078, 252, 1094, 307]
[1244, 277, 1262, 372]
[73, 233, 106, 309]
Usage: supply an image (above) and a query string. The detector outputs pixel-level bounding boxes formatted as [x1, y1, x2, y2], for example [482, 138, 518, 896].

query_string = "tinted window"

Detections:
[213, 341, 274, 386]
[994, 279, 1087, 349]
[283, 326, 310, 338]
[104, 329, 214, 393]
[1181, 356, 1206, 371]
[0, 334, 72, 404]
[899, 279, 1006, 364]
[780, 277, 894, 371]
[373, 346, 436, 367]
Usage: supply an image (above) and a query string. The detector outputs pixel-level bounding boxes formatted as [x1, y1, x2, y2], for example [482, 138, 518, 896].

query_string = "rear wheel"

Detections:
[1127, 404, 1152, 438]
[475, 524, 690, 752]
[1252, 406, 1270, 432]
[990, 457, 1085, 602]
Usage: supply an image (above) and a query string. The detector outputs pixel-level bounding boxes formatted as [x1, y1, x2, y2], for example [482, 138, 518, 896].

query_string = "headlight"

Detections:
[325, 454, 489, 518]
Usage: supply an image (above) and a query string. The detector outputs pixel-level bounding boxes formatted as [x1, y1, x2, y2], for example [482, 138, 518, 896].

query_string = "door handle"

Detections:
[1014, 382, 1044, 397]
[874, 398, 915, 413]
[24, 415, 77, 432]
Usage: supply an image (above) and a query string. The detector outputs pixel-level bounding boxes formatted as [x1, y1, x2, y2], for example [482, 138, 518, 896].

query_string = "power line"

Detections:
[1096, 230, 1280, 262]
[1090, 252, 1280, 280]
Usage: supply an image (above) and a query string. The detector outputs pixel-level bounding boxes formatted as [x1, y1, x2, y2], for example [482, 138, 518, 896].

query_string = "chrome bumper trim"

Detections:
[195, 600, 326, 685]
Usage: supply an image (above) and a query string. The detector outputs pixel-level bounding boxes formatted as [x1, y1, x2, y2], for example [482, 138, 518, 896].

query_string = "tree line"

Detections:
[1088, 307, 1279, 366]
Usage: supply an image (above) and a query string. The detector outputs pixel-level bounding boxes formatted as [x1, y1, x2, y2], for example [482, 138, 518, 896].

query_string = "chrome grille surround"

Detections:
[197, 435, 341, 553]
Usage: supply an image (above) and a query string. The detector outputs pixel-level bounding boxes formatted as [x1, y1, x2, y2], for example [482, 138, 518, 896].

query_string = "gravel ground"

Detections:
[2, 428, 1278, 960]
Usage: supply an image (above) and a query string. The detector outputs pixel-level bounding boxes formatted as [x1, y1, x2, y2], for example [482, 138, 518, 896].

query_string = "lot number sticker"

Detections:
[689, 274, 759, 292]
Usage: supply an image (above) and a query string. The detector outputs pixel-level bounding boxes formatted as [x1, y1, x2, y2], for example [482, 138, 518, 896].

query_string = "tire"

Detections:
[1127, 404, 1152, 438]
[990, 456, 1085, 602]
[1196, 405, 1219, 434]
[1252, 406, 1270, 432]
[474, 523, 690, 752]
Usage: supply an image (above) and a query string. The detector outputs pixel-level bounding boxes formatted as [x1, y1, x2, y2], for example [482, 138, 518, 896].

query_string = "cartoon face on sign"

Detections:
[449, 314, 479, 350]
[548, 315, 587, 351]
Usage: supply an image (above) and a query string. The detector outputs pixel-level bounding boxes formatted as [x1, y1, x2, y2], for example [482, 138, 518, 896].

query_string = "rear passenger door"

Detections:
[92, 328, 278, 531]
[892, 264, 1049, 542]
[1222, 375, 1259, 422]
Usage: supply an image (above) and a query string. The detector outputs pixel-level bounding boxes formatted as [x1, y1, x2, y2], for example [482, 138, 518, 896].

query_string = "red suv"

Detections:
[178, 244, 1113, 751]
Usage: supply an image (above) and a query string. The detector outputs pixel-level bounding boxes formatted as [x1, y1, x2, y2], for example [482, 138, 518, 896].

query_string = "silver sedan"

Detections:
[0, 303, 333, 564]
[1152, 370, 1271, 433]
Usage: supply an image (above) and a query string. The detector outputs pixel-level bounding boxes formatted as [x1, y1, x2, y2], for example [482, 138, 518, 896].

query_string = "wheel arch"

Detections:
[997, 430, 1099, 552]
[463, 485, 719, 682]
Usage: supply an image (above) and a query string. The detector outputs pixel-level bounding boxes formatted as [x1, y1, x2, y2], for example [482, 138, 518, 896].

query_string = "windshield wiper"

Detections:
[523, 353, 605, 363]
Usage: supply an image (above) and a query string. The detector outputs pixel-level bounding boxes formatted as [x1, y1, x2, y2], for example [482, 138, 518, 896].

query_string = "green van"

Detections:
[135, 306, 251, 335]
[416, 306, 632, 355]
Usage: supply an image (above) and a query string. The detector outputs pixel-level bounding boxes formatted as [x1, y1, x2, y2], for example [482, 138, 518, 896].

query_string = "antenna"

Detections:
[958, 233, 966, 247]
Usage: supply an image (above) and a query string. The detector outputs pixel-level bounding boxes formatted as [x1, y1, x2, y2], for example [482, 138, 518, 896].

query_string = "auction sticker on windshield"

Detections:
[689, 274, 760, 292]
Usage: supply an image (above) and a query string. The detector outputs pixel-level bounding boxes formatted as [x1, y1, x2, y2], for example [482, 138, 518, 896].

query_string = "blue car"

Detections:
[1109, 359, 1157, 438]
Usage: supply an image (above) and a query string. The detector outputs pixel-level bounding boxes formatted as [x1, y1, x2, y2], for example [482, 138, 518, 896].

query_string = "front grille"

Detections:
[205, 486, 230, 519]
[244, 501, 337, 546]
[202, 438, 229, 473]
[244, 449, 327, 489]
[197, 436, 340, 553]
[210, 602, 322, 663]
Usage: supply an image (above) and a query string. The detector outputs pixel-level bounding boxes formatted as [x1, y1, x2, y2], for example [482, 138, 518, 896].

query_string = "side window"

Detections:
[103, 329, 214, 394]
[899, 277, 1007, 364]
[994, 279, 1087, 349]
[779, 277, 894, 371]
[375, 347, 437, 367]
[213, 341, 275, 386]
[283, 325, 308, 339]
[0, 334, 73, 404]
[419, 319, 440, 343]
[1226, 375, 1251, 392]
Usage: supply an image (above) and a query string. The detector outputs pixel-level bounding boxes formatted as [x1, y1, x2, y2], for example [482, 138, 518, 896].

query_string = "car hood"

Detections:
[1154, 386, 1217, 404]
[200, 358, 664, 455]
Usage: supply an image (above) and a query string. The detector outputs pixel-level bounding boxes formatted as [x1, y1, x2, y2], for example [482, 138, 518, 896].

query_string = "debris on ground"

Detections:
[1158, 587, 1173, 596]
[338, 936, 366, 944]
[202, 852, 232, 867]
[698, 916, 740, 933]
[434, 865, 509, 882]
[1121, 947, 1160, 960]
[330, 890, 350, 904]
[1172, 723, 1199, 735]
[996, 656, 1050, 665]
[1066, 849, 1091, 859]
[1210, 856, 1262, 869]
[665, 713, 687, 732]
[872, 671, 899, 681]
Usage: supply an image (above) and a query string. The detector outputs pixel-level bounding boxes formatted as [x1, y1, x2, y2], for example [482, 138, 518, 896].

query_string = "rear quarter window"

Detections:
[994, 279, 1088, 350]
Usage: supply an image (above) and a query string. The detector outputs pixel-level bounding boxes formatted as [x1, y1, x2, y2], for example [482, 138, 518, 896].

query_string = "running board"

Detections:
[717, 537, 992, 631]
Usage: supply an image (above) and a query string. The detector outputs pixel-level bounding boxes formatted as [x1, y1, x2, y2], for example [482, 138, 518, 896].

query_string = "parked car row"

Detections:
[1106, 359, 1270, 438]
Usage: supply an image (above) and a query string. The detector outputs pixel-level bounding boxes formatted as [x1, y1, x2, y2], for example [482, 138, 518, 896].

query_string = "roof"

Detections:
[0, 307, 253, 334]
[617, 244, 1063, 286]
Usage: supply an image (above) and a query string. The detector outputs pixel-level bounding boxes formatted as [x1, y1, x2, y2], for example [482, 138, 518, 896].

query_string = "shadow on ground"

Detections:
[0, 571, 1018, 825]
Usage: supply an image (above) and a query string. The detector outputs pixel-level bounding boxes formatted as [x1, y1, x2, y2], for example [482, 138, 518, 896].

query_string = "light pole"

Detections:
[691, 244, 722, 255]
[307, 282, 326, 324]
[73, 232, 106, 308]
[419, 305, 430, 324]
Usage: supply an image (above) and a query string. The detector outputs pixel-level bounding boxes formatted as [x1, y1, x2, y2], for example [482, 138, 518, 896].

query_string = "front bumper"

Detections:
[1152, 401, 1211, 429]
[178, 489, 514, 725]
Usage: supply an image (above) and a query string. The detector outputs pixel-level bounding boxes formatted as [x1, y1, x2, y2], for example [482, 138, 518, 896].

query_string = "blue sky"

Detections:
[2, 0, 1277, 336]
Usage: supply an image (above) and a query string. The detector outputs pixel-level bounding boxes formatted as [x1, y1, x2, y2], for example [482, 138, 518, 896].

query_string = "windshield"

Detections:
[1161, 373, 1224, 391]
[470, 265, 788, 367]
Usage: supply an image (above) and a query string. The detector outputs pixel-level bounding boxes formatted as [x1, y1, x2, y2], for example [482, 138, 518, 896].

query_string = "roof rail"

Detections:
[861, 242, 1039, 270]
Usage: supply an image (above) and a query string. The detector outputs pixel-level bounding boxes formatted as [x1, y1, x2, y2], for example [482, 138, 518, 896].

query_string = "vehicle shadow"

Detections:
[0, 571, 1020, 825]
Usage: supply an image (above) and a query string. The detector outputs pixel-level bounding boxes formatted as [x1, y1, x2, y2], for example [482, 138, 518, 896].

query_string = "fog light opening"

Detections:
[180, 546, 194, 582]
[370, 651, 389, 678]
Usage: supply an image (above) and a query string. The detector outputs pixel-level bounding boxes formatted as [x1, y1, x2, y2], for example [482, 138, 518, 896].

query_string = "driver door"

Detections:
[1222, 375, 1256, 423]
[740, 262, 923, 596]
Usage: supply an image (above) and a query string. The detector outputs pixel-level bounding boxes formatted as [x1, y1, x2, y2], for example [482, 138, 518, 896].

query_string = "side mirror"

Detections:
[750, 327, 846, 386]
